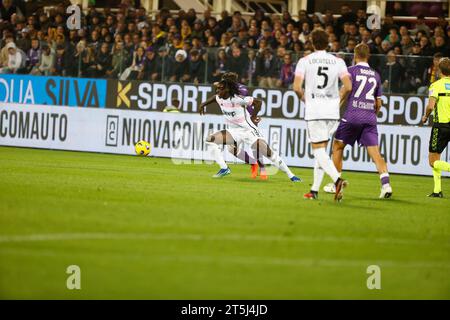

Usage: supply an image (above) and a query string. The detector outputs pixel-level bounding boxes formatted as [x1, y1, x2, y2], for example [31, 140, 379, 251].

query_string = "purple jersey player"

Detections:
[335, 61, 382, 146]
[329, 44, 393, 198]
[236, 83, 256, 115]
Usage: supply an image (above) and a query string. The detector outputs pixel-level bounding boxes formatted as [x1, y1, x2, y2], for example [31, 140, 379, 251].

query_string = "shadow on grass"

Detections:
[354, 197, 417, 205]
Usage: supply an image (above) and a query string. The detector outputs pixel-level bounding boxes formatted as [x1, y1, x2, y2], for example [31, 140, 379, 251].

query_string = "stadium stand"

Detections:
[0, 0, 448, 94]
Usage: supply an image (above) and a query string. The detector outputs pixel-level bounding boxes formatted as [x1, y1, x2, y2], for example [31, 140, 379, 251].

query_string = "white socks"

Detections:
[207, 142, 227, 169]
[311, 159, 325, 192]
[313, 147, 340, 183]
[269, 152, 295, 178]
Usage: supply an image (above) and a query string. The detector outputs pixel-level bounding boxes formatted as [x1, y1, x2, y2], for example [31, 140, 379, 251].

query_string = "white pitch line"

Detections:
[0, 247, 449, 270]
[0, 232, 449, 247]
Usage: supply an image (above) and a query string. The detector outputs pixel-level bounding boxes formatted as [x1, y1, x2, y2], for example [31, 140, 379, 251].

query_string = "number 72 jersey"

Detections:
[295, 50, 350, 121]
[343, 62, 382, 125]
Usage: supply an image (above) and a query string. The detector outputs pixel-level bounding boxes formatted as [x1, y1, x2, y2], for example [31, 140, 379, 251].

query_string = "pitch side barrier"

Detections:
[0, 74, 448, 176]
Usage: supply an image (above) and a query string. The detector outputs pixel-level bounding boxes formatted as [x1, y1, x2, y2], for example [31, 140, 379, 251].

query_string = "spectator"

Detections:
[299, 22, 311, 44]
[256, 48, 279, 88]
[0, 42, 22, 73]
[380, 14, 399, 39]
[156, 46, 171, 81]
[151, 24, 166, 48]
[343, 38, 357, 53]
[407, 44, 431, 94]
[329, 40, 341, 53]
[142, 46, 159, 80]
[243, 49, 257, 85]
[381, 50, 404, 93]
[30, 44, 54, 76]
[258, 28, 277, 49]
[188, 49, 205, 84]
[433, 36, 449, 56]
[413, 14, 431, 37]
[227, 15, 243, 36]
[0, 0, 24, 22]
[26, 38, 41, 73]
[281, 10, 295, 28]
[277, 53, 295, 88]
[106, 41, 129, 78]
[51, 44, 68, 76]
[81, 46, 97, 78]
[226, 46, 247, 81]
[419, 36, 434, 56]
[401, 35, 414, 55]
[385, 28, 400, 47]
[212, 48, 227, 81]
[426, 53, 445, 85]
[95, 43, 113, 78]
[191, 19, 204, 40]
[169, 49, 189, 82]
[380, 40, 392, 55]
[120, 46, 146, 80]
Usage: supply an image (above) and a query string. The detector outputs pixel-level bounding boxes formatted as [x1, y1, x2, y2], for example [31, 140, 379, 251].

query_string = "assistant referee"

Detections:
[422, 57, 450, 198]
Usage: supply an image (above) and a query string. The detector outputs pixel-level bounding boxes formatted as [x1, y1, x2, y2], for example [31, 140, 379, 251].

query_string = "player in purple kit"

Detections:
[325, 43, 393, 198]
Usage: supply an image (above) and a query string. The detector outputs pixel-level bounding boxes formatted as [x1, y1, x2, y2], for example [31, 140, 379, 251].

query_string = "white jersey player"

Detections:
[199, 79, 300, 181]
[293, 29, 352, 201]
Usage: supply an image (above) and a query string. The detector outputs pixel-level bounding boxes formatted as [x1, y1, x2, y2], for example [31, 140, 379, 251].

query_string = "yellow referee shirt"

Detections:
[429, 76, 450, 124]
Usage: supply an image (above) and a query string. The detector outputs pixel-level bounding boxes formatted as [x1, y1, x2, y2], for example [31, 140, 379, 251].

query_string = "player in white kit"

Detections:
[293, 29, 353, 201]
[199, 79, 301, 181]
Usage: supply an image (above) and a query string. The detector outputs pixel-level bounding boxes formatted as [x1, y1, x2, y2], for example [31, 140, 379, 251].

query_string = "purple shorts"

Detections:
[334, 121, 378, 147]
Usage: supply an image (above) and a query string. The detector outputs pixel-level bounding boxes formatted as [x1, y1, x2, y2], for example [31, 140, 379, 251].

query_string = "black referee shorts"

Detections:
[429, 124, 450, 154]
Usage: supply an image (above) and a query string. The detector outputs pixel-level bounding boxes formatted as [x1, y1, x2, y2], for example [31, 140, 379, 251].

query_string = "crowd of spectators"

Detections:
[0, 0, 449, 93]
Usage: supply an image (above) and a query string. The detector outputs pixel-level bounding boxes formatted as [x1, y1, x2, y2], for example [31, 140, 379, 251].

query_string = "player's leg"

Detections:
[429, 152, 445, 197]
[304, 159, 324, 199]
[359, 124, 392, 198]
[323, 122, 356, 194]
[367, 146, 392, 198]
[332, 139, 346, 173]
[252, 138, 300, 181]
[226, 143, 261, 179]
[427, 126, 450, 197]
[308, 121, 346, 201]
[227, 143, 256, 164]
[322, 139, 346, 195]
[205, 130, 234, 177]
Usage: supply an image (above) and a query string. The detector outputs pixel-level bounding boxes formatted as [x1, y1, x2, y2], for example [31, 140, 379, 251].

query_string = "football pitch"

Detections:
[0, 146, 449, 299]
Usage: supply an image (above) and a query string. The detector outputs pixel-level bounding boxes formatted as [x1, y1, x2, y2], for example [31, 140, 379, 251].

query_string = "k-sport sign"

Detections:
[1, 103, 448, 177]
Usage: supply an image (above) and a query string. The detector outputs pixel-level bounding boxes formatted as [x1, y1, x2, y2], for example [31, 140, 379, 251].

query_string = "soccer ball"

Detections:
[135, 140, 151, 156]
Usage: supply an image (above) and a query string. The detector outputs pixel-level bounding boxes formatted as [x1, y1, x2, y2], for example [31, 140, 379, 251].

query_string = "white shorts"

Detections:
[306, 120, 339, 143]
[227, 125, 264, 147]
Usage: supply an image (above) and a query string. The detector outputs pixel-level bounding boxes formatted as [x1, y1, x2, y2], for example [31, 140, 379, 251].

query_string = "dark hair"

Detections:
[222, 72, 239, 82]
[218, 79, 239, 97]
[439, 57, 450, 76]
[311, 29, 329, 50]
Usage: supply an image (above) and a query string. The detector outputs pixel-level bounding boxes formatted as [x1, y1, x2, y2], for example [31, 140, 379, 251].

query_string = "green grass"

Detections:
[0, 146, 449, 299]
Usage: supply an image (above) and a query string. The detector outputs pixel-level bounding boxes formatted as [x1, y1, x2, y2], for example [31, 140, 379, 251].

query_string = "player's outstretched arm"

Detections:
[339, 75, 352, 108]
[199, 95, 217, 115]
[422, 97, 437, 124]
[251, 98, 262, 124]
[375, 98, 382, 114]
[293, 75, 305, 101]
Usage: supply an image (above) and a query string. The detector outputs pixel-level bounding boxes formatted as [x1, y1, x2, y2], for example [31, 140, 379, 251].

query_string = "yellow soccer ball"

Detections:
[135, 140, 151, 156]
